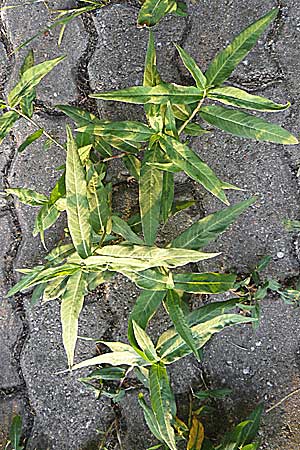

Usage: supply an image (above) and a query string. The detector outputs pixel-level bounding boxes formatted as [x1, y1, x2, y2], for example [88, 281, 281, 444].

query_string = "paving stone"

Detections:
[22, 297, 114, 450]
[184, 0, 278, 87]
[0, 214, 23, 389]
[190, 86, 300, 278]
[8, 113, 67, 268]
[275, 1, 300, 99]
[2, 0, 88, 105]
[89, 4, 186, 120]
[0, 395, 30, 449]
[201, 295, 300, 449]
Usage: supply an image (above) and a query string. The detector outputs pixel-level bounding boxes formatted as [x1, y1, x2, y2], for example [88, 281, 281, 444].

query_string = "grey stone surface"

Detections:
[0, 214, 23, 389]
[2, 0, 89, 105]
[8, 114, 67, 269]
[202, 295, 300, 450]
[89, 4, 185, 120]
[22, 298, 114, 450]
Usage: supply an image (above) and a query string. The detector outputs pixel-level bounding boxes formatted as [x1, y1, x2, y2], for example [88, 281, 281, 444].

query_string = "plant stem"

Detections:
[178, 91, 206, 136]
[10, 106, 66, 151]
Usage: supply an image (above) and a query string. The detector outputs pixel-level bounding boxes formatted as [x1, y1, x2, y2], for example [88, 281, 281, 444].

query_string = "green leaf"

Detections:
[194, 388, 232, 400]
[138, 0, 177, 27]
[6, 187, 48, 206]
[0, 110, 20, 144]
[165, 289, 199, 359]
[175, 44, 206, 89]
[138, 394, 164, 443]
[87, 174, 111, 234]
[208, 86, 290, 112]
[77, 121, 153, 142]
[66, 126, 92, 258]
[239, 404, 263, 446]
[157, 314, 255, 363]
[42, 277, 67, 303]
[61, 270, 87, 367]
[205, 9, 278, 87]
[171, 197, 256, 249]
[33, 203, 61, 244]
[161, 171, 174, 223]
[128, 290, 166, 347]
[19, 50, 36, 118]
[123, 154, 141, 180]
[144, 31, 161, 87]
[184, 122, 209, 137]
[49, 173, 66, 206]
[112, 215, 144, 245]
[149, 363, 177, 450]
[9, 415, 23, 450]
[140, 143, 164, 245]
[133, 320, 159, 362]
[173, 272, 236, 293]
[17, 128, 44, 153]
[56, 104, 100, 126]
[91, 83, 204, 105]
[8, 56, 65, 107]
[159, 134, 230, 204]
[200, 105, 298, 144]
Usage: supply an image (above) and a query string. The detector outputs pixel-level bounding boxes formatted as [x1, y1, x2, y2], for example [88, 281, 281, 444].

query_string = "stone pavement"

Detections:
[0, 0, 300, 449]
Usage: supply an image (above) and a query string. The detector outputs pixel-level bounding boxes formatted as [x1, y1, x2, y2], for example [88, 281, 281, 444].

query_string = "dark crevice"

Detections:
[2, 133, 35, 446]
[75, 11, 99, 115]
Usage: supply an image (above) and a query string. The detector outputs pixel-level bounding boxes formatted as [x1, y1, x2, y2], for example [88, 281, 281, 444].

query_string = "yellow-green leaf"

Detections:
[61, 271, 87, 367]
[200, 105, 298, 144]
[66, 126, 92, 258]
[187, 417, 204, 450]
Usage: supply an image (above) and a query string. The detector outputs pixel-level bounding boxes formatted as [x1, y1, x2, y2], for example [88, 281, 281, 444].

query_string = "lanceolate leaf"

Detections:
[138, 394, 164, 443]
[208, 86, 290, 112]
[165, 289, 199, 359]
[149, 364, 177, 450]
[91, 83, 204, 105]
[19, 49, 36, 118]
[18, 128, 44, 153]
[138, 0, 177, 27]
[72, 350, 146, 370]
[65, 126, 91, 258]
[8, 56, 65, 107]
[9, 415, 23, 450]
[112, 215, 144, 245]
[200, 105, 298, 144]
[57, 104, 101, 126]
[0, 110, 20, 144]
[144, 31, 161, 87]
[173, 272, 236, 293]
[205, 9, 278, 87]
[157, 314, 256, 363]
[61, 270, 86, 367]
[128, 290, 166, 347]
[33, 203, 61, 244]
[140, 143, 164, 245]
[171, 197, 256, 249]
[6, 187, 48, 206]
[77, 121, 153, 142]
[132, 320, 159, 362]
[175, 44, 207, 89]
[159, 134, 230, 204]
[187, 416, 205, 450]
[161, 171, 174, 222]
[88, 245, 219, 271]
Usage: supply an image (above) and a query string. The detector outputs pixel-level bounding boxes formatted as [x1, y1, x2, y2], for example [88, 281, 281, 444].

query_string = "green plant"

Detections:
[3, 7, 298, 449]
[5, 415, 24, 450]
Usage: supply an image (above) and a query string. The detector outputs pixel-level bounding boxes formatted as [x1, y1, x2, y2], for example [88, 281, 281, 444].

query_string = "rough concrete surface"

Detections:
[0, 0, 300, 449]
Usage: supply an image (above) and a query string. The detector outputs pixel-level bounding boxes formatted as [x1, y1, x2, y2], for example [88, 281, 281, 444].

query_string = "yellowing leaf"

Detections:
[187, 417, 204, 450]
